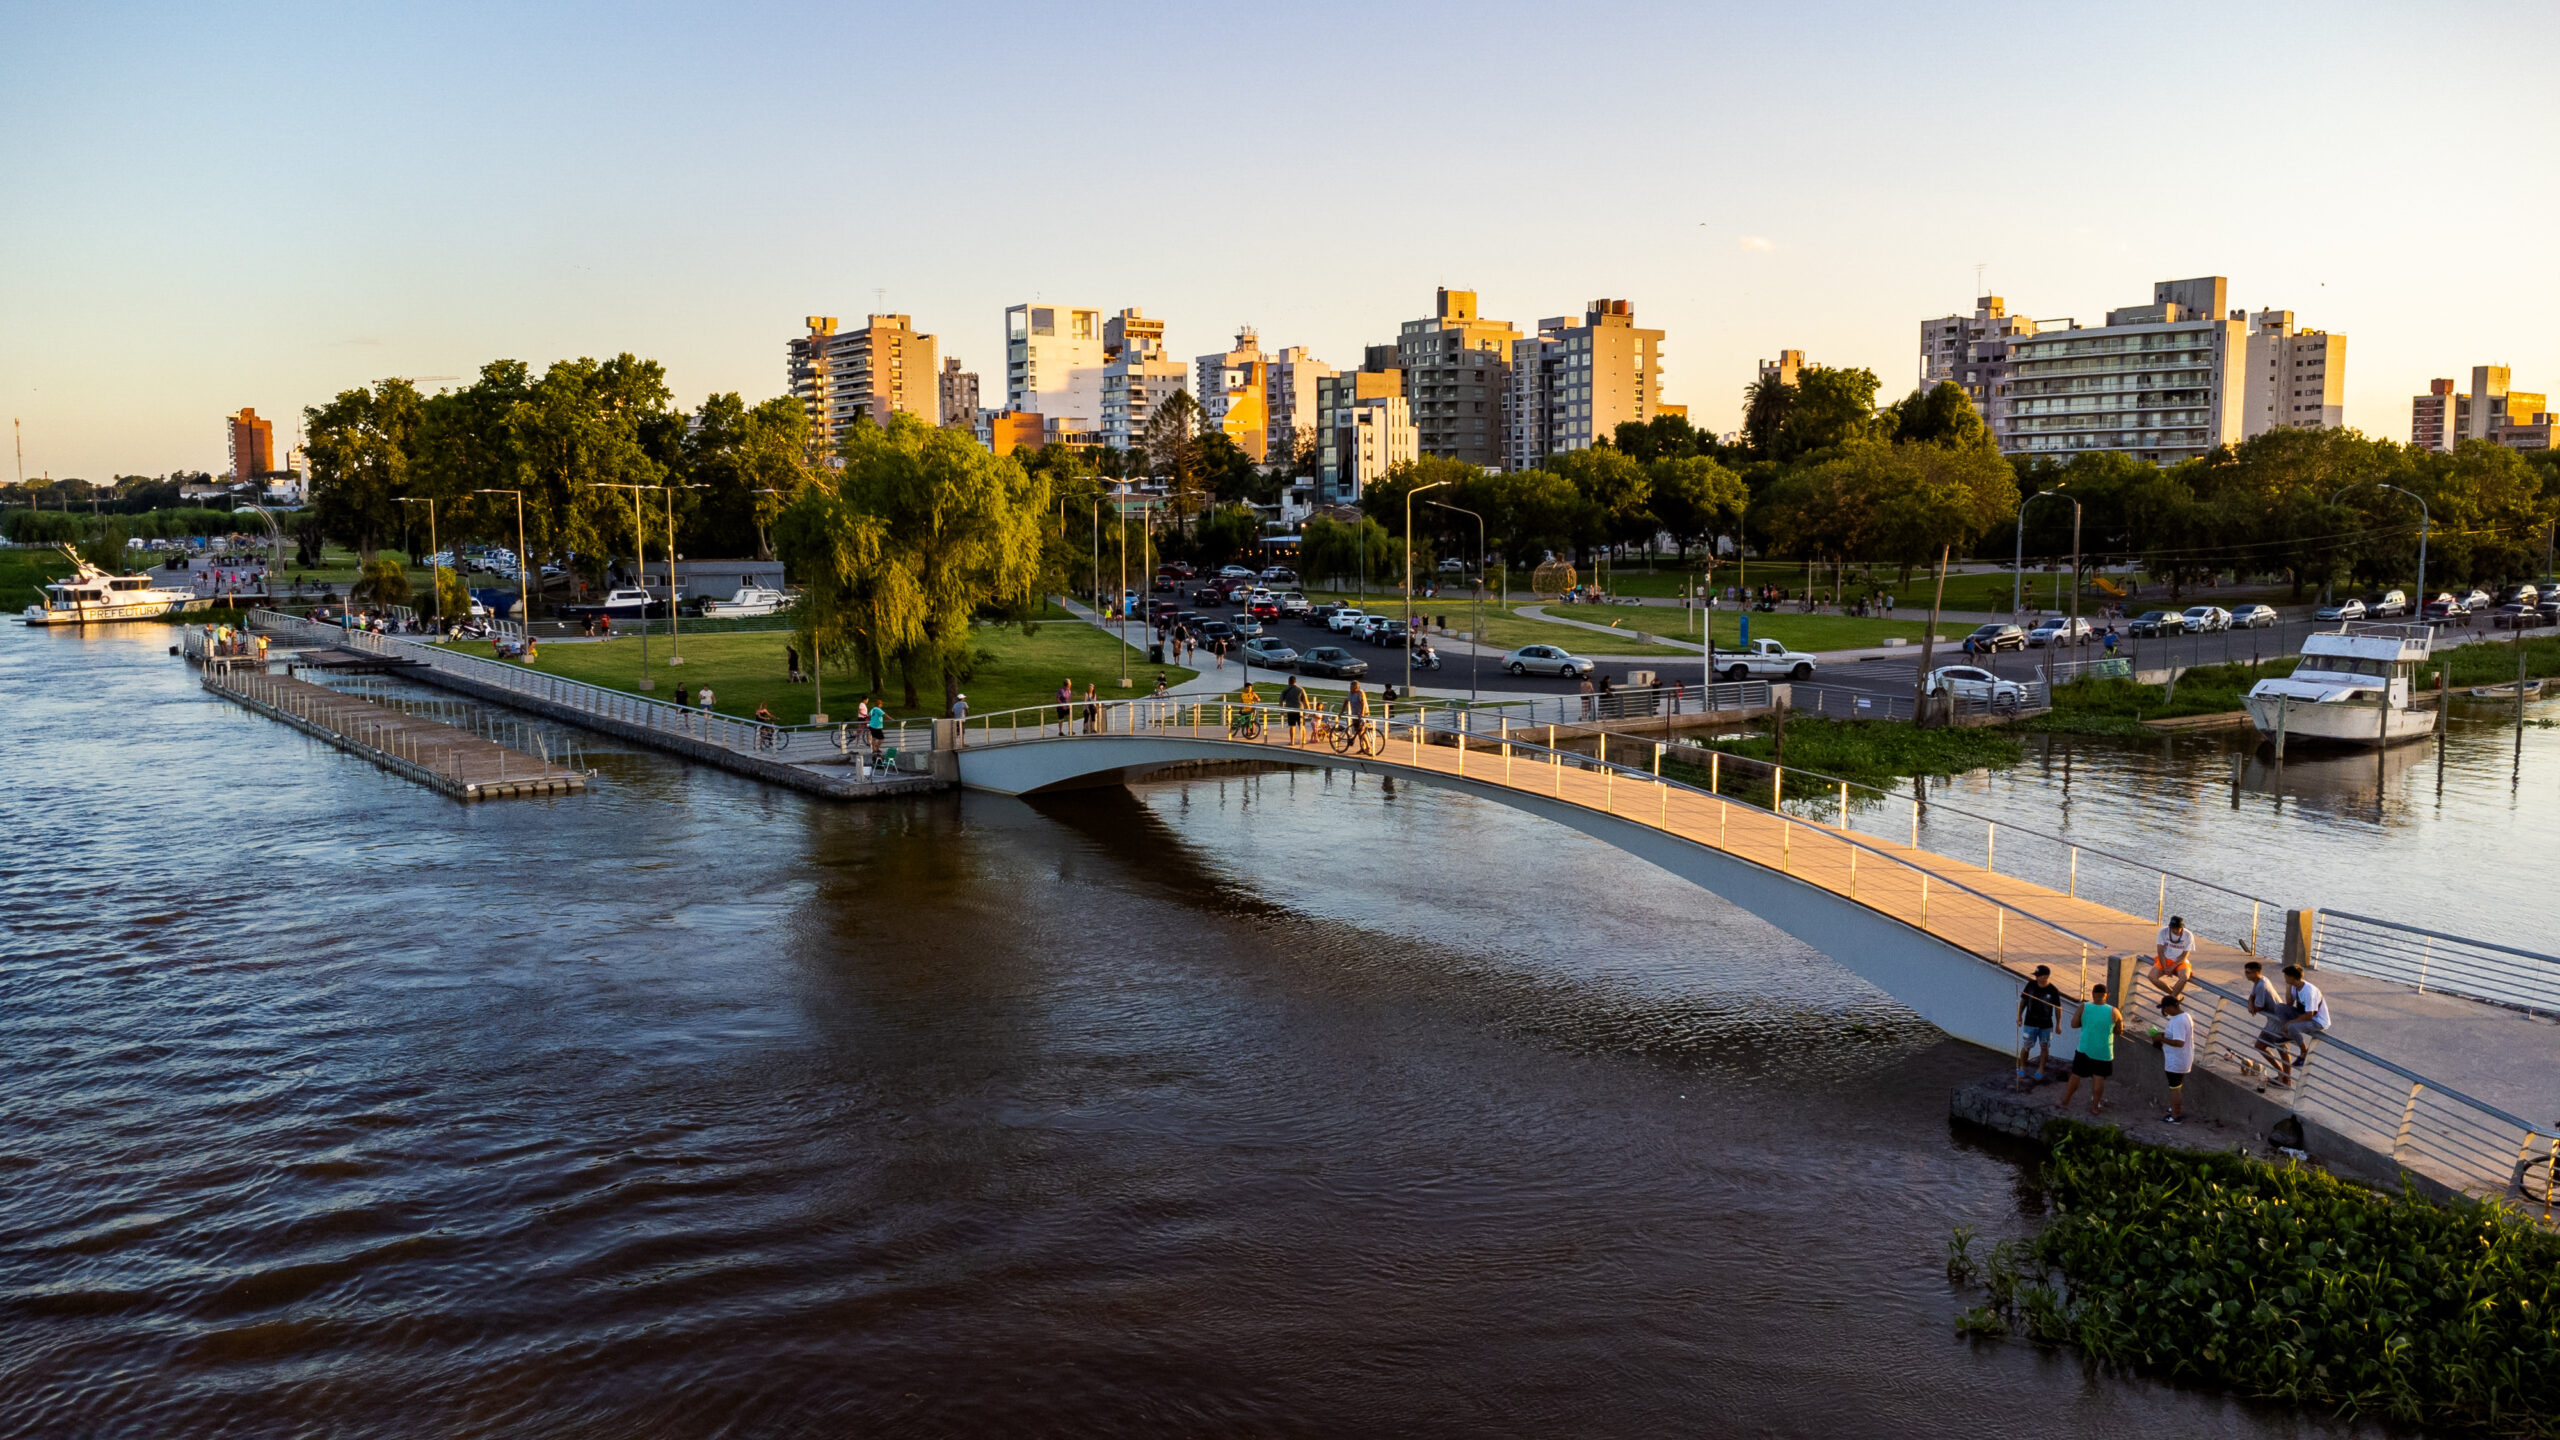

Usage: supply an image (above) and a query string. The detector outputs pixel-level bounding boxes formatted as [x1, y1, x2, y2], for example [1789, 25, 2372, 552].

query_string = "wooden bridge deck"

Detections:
[204, 664, 582, 801]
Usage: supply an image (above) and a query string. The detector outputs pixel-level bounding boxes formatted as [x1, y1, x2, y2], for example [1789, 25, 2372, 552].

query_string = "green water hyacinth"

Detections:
[1951, 1125, 2560, 1434]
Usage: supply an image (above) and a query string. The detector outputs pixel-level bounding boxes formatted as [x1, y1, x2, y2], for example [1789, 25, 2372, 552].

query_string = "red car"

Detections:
[1249, 598, 1281, 620]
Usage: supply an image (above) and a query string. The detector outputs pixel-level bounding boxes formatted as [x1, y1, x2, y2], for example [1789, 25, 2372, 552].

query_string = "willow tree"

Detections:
[774, 478, 921, 714]
[801, 414, 1050, 711]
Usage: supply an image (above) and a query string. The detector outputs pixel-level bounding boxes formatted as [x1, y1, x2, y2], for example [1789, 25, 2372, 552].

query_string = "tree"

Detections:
[1777, 366, 1882, 462]
[502, 354, 674, 587]
[1144, 389, 1205, 516]
[1886, 382, 1991, 449]
[1544, 446, 1654, 557]
[1613, 413, 1722, 463]
[1741, 373, 1794, 460]
[830, 414, 1050, 710]
[1645, 454, 1747, 559]
[685, 392, 815, 560]
[304, 377, 424, 562]
[350, 555, 412, 606]
[1197, 429, 1272, 505]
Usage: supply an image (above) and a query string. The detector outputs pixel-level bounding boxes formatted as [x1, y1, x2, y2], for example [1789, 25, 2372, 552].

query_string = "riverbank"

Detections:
[1663, 714, 2023, 794]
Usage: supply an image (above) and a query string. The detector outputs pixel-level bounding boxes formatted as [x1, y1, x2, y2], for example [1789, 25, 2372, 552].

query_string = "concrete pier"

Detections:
[203, 661, 584, 801]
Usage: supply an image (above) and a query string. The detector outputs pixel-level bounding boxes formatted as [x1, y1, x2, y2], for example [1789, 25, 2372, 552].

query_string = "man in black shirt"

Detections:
[2016, 965, 2065, 1088]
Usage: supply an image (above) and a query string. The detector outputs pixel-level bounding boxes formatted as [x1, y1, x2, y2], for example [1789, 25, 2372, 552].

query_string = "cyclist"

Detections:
[1345, 677, 1371, 745]
[1232, 679, 1262, 738]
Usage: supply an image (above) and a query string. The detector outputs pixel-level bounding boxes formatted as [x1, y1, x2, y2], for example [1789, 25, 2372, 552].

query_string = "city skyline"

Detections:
[5, 0, 2556, 480]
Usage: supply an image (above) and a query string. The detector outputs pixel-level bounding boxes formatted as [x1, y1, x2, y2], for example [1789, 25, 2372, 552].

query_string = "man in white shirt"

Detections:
[2153, 996, 2194, 1123]
[2282, 965, 2332, 1070]
[2150, 916, 2196, 1009]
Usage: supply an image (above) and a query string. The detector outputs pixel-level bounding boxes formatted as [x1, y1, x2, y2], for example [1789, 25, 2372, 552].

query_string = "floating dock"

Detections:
[201, 660, 584, 800]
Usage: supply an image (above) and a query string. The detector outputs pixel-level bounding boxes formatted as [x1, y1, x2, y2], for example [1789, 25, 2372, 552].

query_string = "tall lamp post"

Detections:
[2330, 481, 2429, 628]
[472, 489, 531, 655]
[598, 482, 660, 689]
[1403, 478, 1451, 697]
[660, 483, 703, 667]
[396, 496, 437, 621]
[2013, 488, 2083, 666]
[1428, 498, 1484, 707]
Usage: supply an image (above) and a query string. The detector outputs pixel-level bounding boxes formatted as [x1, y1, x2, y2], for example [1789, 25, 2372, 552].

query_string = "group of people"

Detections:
[198, 623, 267, 661]
[2017, 915, 2334, 1124]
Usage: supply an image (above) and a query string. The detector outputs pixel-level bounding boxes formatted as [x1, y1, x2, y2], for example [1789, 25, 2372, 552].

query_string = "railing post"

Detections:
[2069, 847, 2078, 897]
[1920, 873, 1929, 927]
[2157, 872, 2167, 925]
[1773, 765, 1784, 812]
[1987, 822, 1996, 874]
[1837, 780, 1848, 829]
[1781, 818, 1790, 873]
[1605, 762, 1614, 813]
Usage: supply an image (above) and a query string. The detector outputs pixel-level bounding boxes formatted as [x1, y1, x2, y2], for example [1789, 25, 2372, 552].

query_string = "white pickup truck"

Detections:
[1712, 637, 1818, 681]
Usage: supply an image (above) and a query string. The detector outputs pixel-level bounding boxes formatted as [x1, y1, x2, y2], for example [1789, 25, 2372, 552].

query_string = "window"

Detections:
[1031, 308, 1055, 336]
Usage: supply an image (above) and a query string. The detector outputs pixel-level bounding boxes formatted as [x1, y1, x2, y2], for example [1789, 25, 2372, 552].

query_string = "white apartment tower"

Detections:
[1918, 297, 2038, 437]
[1264, 346, 1336, 465]
[1004, 303, 1106, 432]
[1100, 307, 1190, 455]
[2242, 310, 2345, 438]
[2002, 277, 2247, 464]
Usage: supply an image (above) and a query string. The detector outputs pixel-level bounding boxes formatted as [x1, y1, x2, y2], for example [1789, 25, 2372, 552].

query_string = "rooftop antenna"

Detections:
[13, 418, 21, 487]
[875, 287, 885, 314]
[1975, 263, 1987, 299]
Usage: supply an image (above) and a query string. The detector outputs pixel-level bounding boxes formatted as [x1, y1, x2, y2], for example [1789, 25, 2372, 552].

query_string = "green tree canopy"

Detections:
[305, 377, 424, 562]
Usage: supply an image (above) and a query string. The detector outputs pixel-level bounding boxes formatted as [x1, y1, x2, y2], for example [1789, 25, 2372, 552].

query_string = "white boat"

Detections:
[2244, 621, 2436, 748]
[20, 547, 214, 626]
[700, 586, 795, 618]
[2469, 679, 2544, 700]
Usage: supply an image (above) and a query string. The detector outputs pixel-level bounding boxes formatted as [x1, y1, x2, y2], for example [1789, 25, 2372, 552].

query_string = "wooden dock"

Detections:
[202, 661, 584, 801]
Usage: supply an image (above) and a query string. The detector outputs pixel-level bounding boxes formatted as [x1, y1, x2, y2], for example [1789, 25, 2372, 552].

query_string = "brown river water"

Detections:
[13, 625, 2549, 1436]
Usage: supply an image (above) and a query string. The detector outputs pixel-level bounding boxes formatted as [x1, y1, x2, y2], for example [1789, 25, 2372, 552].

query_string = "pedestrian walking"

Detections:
[2153, 996, 2194, 1123]
[2058, 983, 2122, 1115]
[2016, 964, 2064, 1088]
[786, 643, 804, 683]
[698, 686, 716, 716]
[1056, 678, 1074, 736]
[676, 684, 691, 708]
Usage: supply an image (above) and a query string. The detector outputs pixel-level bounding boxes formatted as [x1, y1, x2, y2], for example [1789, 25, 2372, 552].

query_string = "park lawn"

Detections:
[452, 608, 1194, 724]
[0, 548, 71, 604]
[1456, 602, 1698, 658]
[1516, 600, 1937, 654]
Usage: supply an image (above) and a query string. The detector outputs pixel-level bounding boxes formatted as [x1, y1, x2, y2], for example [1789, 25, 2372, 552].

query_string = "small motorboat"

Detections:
[2468, 678, 2544, 700]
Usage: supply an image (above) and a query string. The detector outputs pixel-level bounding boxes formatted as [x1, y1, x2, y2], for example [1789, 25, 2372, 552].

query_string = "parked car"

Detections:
[2026, 616, 2095, 648]
[2500, 584, 2541, 608]
[1239, 636, 1299, 669]
[1502, 644, 1594, 678]
[1248, 598, 1281, 620]
[2128, 609, 2188, 636]
[1228, 616, 1264, 638]
[2491, 602, 2540, 631]
[1218, 565, 1258, 580]
[2422, 593, 2468, 622]
[1927, 664, 2029, 708]
[2369, 589, 2410, 618]
[1278, 592, 1311, 617]
[1260, 567, 1298, 586]
[2313, 597, 2367, 622]
[1327, 608, 1372, 634]
[1437, 557, 1466, 573]
[2181, 605, 2233, 633]
[2462, 587, 2494, 610]
[1294, 646, 1369, 679]
[1197, 620, 1238, 645]
[2232, 603, 2280, 629]
[1364, 618, 1408, 646]
[1961, 622, 2027, 653]
[1306, 603, 1341, 628]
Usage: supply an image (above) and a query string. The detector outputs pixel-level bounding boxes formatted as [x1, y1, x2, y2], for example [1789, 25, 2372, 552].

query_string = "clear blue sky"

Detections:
[5, 0, 2555, 480]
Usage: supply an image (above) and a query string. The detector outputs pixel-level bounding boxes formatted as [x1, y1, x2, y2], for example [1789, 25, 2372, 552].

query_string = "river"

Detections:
[11, 625, 2548, 1436]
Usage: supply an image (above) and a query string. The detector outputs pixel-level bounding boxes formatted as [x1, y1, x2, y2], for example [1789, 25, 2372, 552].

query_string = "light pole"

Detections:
[2014, 488, 2083, 667]
[661, 483, 703, 667]
[2331, 481, 2429, 627]
[1403, 478, 1450, 697]
[396, 496, 437, 621]
[1428, 498, 1484, 707]
[599, 482, 659, 689]
[472, 489, 530, 653]
[1117, 484, 1131, 687]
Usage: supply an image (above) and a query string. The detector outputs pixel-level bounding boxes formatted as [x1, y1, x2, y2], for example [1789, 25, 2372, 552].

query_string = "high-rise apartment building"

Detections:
[1918, 297, 2038, 436]
[1004, 303, 1105, 432]
[1195, 327, 1269, 461]
[1396, 289, 1519, 468]
[2412, 366, 2555, 452]
[788, 314, 940, 450]
[227, 408, 274, 480]
[938, 359, 980, 431]
[1265, 346, 1336, 465]
[1502, 299, 1664, 469]
[1315, 348, 1406, 503]
[1759, 350, 1811, 387]
[1100, 308, 1190, 455]
[2241, 310, 2345, 438]
[2002, 277, 2247, 464]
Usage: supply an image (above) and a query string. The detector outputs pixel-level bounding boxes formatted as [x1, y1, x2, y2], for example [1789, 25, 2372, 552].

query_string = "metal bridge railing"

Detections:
[2311, 909, 2560, 1018]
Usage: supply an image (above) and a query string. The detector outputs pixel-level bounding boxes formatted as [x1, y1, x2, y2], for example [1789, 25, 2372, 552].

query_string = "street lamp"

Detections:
[2329, 482, 2429, 628]
[598, 482, 660, 689]
[1403, 478, 1450, 697]
[2014, 488, 2083, 667]
[396, 496, 438, 621]
[660, 483, 703, 667]
[472, 489, 530, 652]
[1428, 498, 1484, 707]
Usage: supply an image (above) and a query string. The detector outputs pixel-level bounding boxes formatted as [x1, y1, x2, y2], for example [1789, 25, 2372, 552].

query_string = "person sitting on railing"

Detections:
[2150, 916, 2196, 1009]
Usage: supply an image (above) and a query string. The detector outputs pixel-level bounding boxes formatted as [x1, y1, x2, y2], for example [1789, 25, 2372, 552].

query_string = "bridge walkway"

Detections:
[955, 702, 2560, 1202]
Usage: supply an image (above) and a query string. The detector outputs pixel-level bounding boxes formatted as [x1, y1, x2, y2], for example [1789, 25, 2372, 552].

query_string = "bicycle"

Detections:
[755, 723, 788, 753]
[1228, 705, 1265, 741]
[1328, 709, 1384, 757]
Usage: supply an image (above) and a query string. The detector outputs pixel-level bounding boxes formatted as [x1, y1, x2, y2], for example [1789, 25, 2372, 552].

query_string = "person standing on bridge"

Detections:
[2151, 995, 2193, 1123]
[1280, 673, 1309, 745]
[867, 698, 888, 758]
[2058, 983, 2121, 1116]
[1345, 677, 1371, 744]
[2016, 965, 2064, 1088]
[1056, 679, 1075, 736]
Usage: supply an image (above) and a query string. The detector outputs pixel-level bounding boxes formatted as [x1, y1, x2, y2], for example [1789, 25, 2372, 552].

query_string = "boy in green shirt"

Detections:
[2058, 983, 2123, 1116]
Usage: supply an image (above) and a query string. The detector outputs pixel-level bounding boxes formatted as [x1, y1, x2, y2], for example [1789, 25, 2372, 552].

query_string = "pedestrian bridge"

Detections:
[947, 697, 2560, 1205]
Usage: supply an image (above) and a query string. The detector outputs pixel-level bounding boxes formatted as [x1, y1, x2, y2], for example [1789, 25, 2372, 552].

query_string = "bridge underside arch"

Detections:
[957, 737, 2023, 1052]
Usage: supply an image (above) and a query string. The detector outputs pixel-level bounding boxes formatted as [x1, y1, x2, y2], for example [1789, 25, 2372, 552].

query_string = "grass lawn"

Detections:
[0, 548, 71, 604]
[451, 605, 1194, 724]
[1511, 600, 1937, 654]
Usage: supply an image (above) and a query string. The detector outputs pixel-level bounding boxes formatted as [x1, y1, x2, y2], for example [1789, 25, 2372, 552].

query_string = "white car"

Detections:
[1218, 565, 1257, 580]
[701, 586, 795, 618]
[1437, 557, 1466, 573]
[2026, 616, 2095, 648]
[1327, 607, 1372, 633]
[1926, 664, 2027, 708]
[2314, 596, 2367, 622]
[2232, 604, 2279, 629]
[2181, 605, 2232, 633]
[1503, 644, 1594, 678]
[1278, 592, 1311, 617]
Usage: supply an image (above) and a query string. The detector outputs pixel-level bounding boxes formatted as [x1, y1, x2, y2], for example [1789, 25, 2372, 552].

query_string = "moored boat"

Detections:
[20, 546, 214, 626]
[2243, 621, 2436, 748]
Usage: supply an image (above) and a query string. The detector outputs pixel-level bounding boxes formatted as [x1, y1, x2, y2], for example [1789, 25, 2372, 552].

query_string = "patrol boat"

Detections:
[2243, 621, 2436, 748]
[20, 546, 214, 626]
